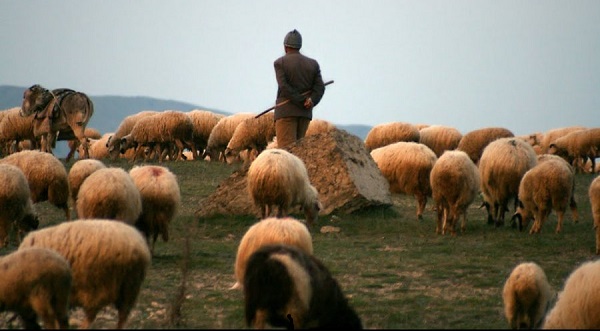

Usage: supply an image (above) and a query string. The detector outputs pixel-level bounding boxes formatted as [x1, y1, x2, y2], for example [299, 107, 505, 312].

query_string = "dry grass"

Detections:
[0, 157, 598, 329]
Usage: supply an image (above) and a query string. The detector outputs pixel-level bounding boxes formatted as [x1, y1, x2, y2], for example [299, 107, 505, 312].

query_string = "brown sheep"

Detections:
[418, 125, 462, 157]
[364, 121, 420, 152]
[456, 127, 514, 164]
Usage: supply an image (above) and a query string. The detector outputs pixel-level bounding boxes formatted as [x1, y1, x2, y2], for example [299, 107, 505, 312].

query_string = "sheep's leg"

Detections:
[555, 210, 565, 234]
[435, 203, 444, 234]
[569, 196, 579, 223]
[80, 308, 100, 329]
[415, 194, 427, 220]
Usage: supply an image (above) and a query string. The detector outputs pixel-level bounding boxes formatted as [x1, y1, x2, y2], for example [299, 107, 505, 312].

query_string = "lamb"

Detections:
[76, 167, 142, 225]
[0, 247, 72, 329]
[129, 165, 180, 255]
[370, 141, 438, 220]
[589, 175, 600, 254]
[0, 150, 71, 221]
[502, 262, 554, 330]
[512, 155, 578, 234]
[202, 112, 254, 162]
[66, 127, 101, 161]
[119, 110, 196, 162]
[19, 219, 152, 329]
[548, 127, 600, 173]
[246, 148, 322, 226]
[0, 164, 39, 247]
[106, 110, 159, 160]
[538, 125, 586, 154]
[418, 124, 462, 157]
[232, 216, 313, 291]
[479, 137, 537, 227]
[244, 244, 363, 329]
[429, 150, 481, 235]
[186, 109, 225, 159]
[364, 121, 420, 152]
[224, 112, 275, 164]
[0, 107, 38, 156]
[542, 260, 600, 329]
[456, 127, 514, 164]
[67, 158, 107, 206]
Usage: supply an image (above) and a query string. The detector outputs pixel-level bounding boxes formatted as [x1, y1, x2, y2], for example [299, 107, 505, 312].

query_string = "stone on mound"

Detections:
[194, 128, 392, 219]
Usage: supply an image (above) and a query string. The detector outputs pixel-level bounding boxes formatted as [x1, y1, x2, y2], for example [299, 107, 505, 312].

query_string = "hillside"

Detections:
[0, 85, 371, 157]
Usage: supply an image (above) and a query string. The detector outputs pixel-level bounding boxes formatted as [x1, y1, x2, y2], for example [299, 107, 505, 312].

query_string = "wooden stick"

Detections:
[255, 80, 334, 118]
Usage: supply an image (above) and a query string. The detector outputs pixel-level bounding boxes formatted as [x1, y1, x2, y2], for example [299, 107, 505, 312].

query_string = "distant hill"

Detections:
[0, 85, 371, 157]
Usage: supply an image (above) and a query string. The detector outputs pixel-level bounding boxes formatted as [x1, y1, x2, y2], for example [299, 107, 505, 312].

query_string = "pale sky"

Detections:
[2, 0, 599, 136]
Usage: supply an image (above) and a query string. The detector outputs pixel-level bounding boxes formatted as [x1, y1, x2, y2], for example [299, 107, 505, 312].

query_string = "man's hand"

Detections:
[304, 97, 313, 109]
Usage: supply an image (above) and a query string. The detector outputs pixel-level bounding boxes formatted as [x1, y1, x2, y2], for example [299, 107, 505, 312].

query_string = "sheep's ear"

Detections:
[106, 135, 112, 147]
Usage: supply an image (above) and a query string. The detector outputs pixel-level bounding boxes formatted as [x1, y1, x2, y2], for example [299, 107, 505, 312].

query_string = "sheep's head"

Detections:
[20, 84, 51, 117]
[511, 201, 531, 232]
[303, 185, 322, 228]
[15, 213, 40, 243]
[119, 135, 136, 154]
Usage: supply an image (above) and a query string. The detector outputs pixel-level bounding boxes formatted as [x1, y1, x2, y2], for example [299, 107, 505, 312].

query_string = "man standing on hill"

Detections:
[274, 29, 325, 149]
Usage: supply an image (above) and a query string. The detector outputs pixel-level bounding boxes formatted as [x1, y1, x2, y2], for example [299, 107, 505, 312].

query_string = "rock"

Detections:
[195, 128, 392, 219]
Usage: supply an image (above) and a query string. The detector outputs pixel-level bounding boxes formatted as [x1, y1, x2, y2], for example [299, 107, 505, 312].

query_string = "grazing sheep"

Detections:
[0, 164, 39, 247]
[129, 165, 180, 255]
[456, 127, 514, 164]
[548, 127, 600, 174]
[0, 107, 38, 156]
[67, 159, 107, 205]
[512, 155, 578, 234]
[430, 150, 481, 235]
[106, 110, 159, 160]
[418, 124, 462, 157]
[66, 127, 101, 162]
[233, 217, 313, 290]
[305, 118, 337, 137]
[224, 112, 275, 164]
[542, 260, 600, 329]
[589, 175, 600, 254]
[80, 132, 113, 160]
[0, 150, 70, 221]
[0, 247, 72, 329]
[517, 132, 544, 153]
[364, 122, 420, 151]
[244, 244, 363, 329]
[370, 141, 438, 220]
[202, 112, 254, 162]
[479, 137, 537, 227]
[246, 149, 322, 226]
[76, 167, 142, 225]
[539, 126, 586, 154]
[19, 219, 152, 329]
[119, 110, 196, 162]
[186, 109, 225, 159]
[503, 262, 554, 330]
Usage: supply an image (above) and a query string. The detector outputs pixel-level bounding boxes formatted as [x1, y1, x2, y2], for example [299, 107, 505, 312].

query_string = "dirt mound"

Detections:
[195, 128, 392, 219]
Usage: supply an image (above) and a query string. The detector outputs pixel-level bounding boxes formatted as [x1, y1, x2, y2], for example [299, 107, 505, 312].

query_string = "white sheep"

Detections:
[19, 219, 152, 329]
[0, 247, 72, 329]
[246, 148, 322, 226]
[479, 137, 537, 227]
[589, 175, 600, 254]
[129, 165, 180, 255]
[548, 127, 600, 174]
[512, 155, 578, 234]
[232, 216, 313, 290]
[0, 107, 38, 156]
[76, 167, 142, 225]
[202, 112, 254, 162]
[542, 260, 600, 329]
[106, 110, 159, 160]
[119, 110, 195, 162]
[430, 150, 481, 235]
[0, 164, 39, 247]
[456, 127, 514, 164]
[305, 118, 337, 137]
[224, 112, 275, 164]
[370, 141, 438, 220]
[186, 109, 225, 159]
[502, 262, 554, 330]
[80, 132, 113, 160]
[539, 126, 587, 154]
[67, 158, 107, 206]
[243, 244, 362, 329]
[364, 121, 420, 152]
[418, 124, 462, 157]
[0, 150, 71, 221]
[66, 127, 101, 162]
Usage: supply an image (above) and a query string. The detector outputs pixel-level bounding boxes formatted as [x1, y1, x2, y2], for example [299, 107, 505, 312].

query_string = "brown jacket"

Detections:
[273, 51, 325, 120]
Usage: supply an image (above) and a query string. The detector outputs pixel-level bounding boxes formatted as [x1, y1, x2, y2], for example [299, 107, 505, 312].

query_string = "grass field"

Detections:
[0, 157, 598, 329]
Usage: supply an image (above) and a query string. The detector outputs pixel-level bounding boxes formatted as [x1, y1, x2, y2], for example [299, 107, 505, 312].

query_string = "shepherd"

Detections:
[20, 84, 94, 161]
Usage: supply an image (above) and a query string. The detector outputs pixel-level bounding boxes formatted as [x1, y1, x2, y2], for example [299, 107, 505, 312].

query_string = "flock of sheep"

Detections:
[0, 101, 599, 328]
